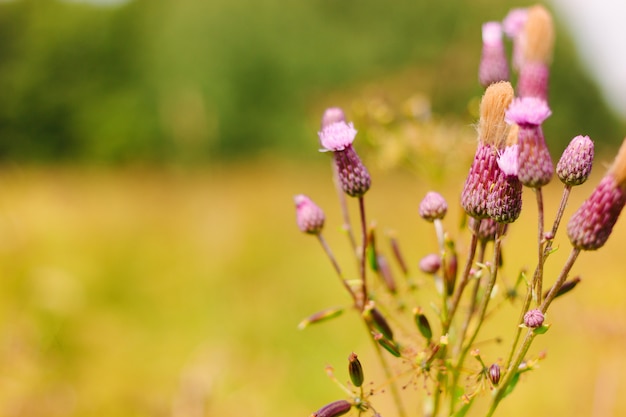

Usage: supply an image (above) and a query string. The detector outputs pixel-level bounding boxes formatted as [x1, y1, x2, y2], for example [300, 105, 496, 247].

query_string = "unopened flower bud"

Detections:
[419, 254, 441, 274]
[348, 352, 364, 387]
[419, 191, 448, 221]
[544, 276, 581, 300]
[373, 332, 402, 357]
[489, 364, 501, 386]
[311, 400, 352, 417]
[524, 308, 544, 328]
[517, 5, 554, 101]
[413, 307, 433, 341]
[479, 22, 510, 87]
[363, 303, 394, 341]
[444, 241, 458, 296]
[503, 8, 528, 71]
[298, 307, 344, 330]
[294, 194, 325, 234]
[557, 135, 594, 186]
[486, 166, 523, 223]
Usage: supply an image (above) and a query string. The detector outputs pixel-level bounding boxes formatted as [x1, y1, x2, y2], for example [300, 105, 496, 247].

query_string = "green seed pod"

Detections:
[310, 399, 352, 417]
[348, 352, 364, 387]
[373, 332, 401, 357]
[413, 307, 433, 341]
[363, 303, 394, 340]
[297, 307, 344, 330]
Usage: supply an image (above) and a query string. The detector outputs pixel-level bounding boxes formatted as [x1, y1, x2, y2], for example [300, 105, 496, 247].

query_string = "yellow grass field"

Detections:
[0, 158, 624, 417]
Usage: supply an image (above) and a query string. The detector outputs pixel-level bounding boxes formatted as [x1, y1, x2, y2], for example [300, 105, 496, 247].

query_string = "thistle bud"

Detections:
[505, 97, 553, 187]
[469, 217, 500, 242]
[419, 191, 448, 221]
[413, 307, 433, 341]
[348, 352, 364, 387]
[479, 22, 510, 87]
[557, 135, 594, 186]
[444, 241, 458, 295]
[568, 138, 626, 250]
[489, 364, 501, 386]
[318, 120, 371, 197]
[294, 194, 325, 234]
[486, 166, 523, 223]
[376, 254, 397, 294]
[310, 400, 352, 417]
[523, 308, 544, 328]
[419, 253, 441, 274]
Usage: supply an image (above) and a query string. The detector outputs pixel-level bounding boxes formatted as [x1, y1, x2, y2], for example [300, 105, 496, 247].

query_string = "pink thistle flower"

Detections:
[419, 253, 441, 274]
[503, 8, 528, 72]
[567, 138, 626, 250]
[486, 166, 523, 224]
[505, 97, 553, 187]
[524, 309, 544, 328]
[497, 144, 519, 177]
[320, 107, 346, 129]
[318, 121, 357, 152]
[479, 22, 510, 87]
[294, 194, 325, 235]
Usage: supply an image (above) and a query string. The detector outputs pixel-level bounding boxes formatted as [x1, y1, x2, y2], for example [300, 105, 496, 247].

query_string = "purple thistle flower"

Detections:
[419, 191, 448, 221]
[497, 144, 519, 177]
[318, 119, 371, 197]
[486, 165, 523, 223]
[461, 144, 500, 219]
[318, 121, 357, 152]
[524, 309, 544, 328]
[557, 135, 594, 186]
[503, 8, 528, 72]
[294, 194, 325, 235]
[479, 22, 510, 87]
[568, 138, 626, 250]
[505, 97, 553, 187]
[419, 253, 441, 274]
[567, 176, 626, 250]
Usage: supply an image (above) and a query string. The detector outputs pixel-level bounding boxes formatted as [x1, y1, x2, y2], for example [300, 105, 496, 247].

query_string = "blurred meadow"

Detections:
[0, 0, 625, 417]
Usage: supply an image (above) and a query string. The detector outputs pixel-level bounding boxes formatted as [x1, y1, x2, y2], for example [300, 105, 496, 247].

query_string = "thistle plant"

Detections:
[293, 5, 625, 417]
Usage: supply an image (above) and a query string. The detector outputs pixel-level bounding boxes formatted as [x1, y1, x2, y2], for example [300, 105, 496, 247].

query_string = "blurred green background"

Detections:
[0, 1, 625, 417]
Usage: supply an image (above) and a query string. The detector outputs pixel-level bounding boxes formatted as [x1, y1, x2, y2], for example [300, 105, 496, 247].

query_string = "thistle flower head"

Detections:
[557, 135, 594, 186]
[479, 22, 510, 87]
[505, 97, 551, 126]
[524, 309, 544, 328]
[318, 121, 357, 152]
[320, 107, 346, 129]
[294, 194, 325, 234]
[486, 168, 523, 223]
[419, 253, 441, 274]
[469, 217, 500, 242]
[419, 191, 448, 221]
[506, 97, 553, 187]
[502, 8, 528, 38]
[567, 138, 626, 250]
[333, 147, 371, 197]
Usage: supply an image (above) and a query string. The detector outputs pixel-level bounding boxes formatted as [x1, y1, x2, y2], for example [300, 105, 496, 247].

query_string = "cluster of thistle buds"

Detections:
[295, 4, 626, 417]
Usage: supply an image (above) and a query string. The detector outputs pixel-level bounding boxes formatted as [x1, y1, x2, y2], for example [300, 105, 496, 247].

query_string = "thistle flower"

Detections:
[567, 138, 626, 250]
[419, 253, 441, 274]
[502, 8, 528, 71]
[486, 167, 523, 223]
[557, 135, 594, 186]
[318, 119, 371, 197]
[523, 308, 544, 328]
[479, 22, 510, 87]
[517, 5, 554, 101]
[294, 194, 325, 234]
[419, 191, 448, 221]
[505, 97, 553, 187]
[461, 82, 514, 219]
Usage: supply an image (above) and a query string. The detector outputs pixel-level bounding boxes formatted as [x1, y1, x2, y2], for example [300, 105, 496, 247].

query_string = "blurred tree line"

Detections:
[0, 0, 621, 163]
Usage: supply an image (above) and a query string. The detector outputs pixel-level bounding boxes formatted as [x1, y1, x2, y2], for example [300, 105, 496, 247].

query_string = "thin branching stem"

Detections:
[358, 196, 368, 310]
[317, 234, 357, 304]
[533, 187, 545, 305]
[332, 162, 357, 253]
[443, 218, 480, 333]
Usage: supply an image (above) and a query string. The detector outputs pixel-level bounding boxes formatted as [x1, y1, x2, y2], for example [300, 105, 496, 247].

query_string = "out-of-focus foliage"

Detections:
[0, 0, 621, 162]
